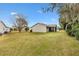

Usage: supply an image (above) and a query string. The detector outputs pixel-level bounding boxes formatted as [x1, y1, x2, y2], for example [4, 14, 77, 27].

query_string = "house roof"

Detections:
[31, 23, 57, 28]
[47, 24, 57, 27]
[0, 21, 7, 28]
[31, 23, 47, 28]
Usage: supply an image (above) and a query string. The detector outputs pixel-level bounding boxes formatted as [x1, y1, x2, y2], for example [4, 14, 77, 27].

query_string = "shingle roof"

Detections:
[31, 23, 47, 28]
[0, 21, 7, 28]
[31, 23, 57, 28]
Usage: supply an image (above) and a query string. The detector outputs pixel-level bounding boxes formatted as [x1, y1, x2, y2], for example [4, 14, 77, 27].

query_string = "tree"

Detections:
[13, 13, 28, 32]
[44, 3, 79, 38]
[45, 3, 79, 30]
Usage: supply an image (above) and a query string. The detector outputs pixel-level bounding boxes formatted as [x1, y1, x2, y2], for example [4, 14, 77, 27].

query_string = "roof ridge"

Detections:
[0, 20, 7, 28]
[31, 22, 47, 28]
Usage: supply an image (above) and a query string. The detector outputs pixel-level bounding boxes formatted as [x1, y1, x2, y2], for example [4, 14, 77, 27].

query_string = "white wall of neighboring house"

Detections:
[5, 28, 10, 32]
[32, 23, 47, 32]
[0, 21, 10, 34]
[31, 23, 58, 32]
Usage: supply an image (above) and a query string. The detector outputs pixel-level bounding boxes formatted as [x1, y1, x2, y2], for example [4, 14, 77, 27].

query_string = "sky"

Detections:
[0, 3, 59, 27]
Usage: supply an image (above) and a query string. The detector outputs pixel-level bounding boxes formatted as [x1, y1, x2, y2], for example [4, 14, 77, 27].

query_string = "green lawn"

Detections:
[0, 31, 79, 56]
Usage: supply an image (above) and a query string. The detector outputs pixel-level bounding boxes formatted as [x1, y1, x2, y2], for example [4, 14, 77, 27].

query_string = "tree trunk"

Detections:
[18, 27, 22, 32]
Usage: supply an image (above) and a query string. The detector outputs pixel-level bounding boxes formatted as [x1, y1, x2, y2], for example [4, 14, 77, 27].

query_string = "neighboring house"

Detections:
[0, 21, 10, 34]
[11, 25, 28, 31]
[30, 23, 57, 32]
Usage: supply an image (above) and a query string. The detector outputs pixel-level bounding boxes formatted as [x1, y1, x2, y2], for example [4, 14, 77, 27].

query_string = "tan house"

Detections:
[30, 23, 57, 32]
[0, 21, 10, 34]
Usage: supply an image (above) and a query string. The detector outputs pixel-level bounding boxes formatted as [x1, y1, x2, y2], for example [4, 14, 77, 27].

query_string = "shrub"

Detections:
[66, 24, 79, 37]
[69, 24, 79, 40]
[10, 28, 13, 31]
[66, 24, 73, 36]
[0, 33, 2, 36]
[70, 29, 77, 36]
[4, 31, 8, 34]
[66, 29, 72, 35]
[14, 28, 17, 31]
[25, 27, 29, 31]
[75, 30, 79, 40]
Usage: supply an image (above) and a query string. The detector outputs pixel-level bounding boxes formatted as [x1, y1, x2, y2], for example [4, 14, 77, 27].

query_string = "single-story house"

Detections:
[30, 23, 57, 32]
[0, 21, 10, 34]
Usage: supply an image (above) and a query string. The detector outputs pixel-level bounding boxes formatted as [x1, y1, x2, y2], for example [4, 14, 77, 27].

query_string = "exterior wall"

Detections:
[32, 24, 47, 32]
[0, 21, 10, 34]
[0, 21, 6, 33]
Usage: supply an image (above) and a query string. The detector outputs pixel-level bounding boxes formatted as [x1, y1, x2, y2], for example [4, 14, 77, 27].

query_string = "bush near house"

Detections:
[65, 23, 79, 40]
[75, 31, 79, 40]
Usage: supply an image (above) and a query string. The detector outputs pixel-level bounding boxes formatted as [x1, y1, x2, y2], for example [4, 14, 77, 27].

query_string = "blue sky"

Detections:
[0, 3, 59, 27]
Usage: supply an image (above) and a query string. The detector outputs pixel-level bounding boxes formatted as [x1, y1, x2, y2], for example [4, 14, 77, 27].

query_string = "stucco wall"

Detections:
[32, 24, 47, 32]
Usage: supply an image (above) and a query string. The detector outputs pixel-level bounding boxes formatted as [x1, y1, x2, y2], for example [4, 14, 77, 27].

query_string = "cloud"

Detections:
[37, 10, 43, 14]
[11, 12, 17, 15]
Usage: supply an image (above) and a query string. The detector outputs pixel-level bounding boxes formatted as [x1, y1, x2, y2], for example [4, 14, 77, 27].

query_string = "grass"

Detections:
[0, 31, 79, 56]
